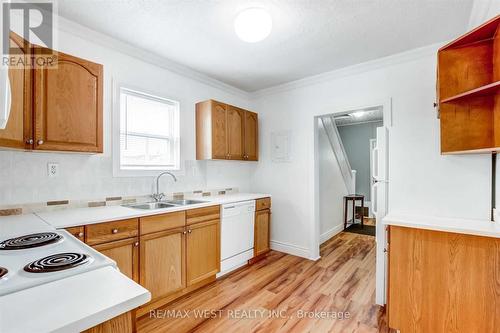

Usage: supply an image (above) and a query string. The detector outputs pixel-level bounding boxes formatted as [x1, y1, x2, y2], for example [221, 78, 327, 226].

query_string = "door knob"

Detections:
[26, 139, 33, 144]
[112, 228, 118, 234]
[77, 232, 84, 238]
[37, 140, 43, 145]
[188, 229, 192, 234]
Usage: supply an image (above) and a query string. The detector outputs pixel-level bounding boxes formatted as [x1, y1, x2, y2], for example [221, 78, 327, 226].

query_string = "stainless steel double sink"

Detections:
[123, 199, 207, 210]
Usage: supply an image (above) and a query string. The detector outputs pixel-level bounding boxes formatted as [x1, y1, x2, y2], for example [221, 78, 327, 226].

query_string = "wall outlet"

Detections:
[47, 163, 59, 178]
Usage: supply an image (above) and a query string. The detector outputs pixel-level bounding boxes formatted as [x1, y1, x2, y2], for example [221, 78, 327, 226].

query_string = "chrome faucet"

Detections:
[152, 171, 177, 202]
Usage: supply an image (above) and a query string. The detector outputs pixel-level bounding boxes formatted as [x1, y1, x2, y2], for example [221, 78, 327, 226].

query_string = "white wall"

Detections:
[468, 0, 499, 28]
[252, 44, 491, 259]
[318, 121, 347, 243]
[338, 121, 383, 201]
[0, 19, 256, 205]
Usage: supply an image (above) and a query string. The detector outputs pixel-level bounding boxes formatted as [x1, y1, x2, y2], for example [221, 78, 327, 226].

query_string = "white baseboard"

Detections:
[270, 240, 310, 259]
[320, 224, 343, 244]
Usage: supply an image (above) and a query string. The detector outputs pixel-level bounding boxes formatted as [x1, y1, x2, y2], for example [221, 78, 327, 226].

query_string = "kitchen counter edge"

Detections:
[383, 212, 500, 239]
[35, 193, 272, 229]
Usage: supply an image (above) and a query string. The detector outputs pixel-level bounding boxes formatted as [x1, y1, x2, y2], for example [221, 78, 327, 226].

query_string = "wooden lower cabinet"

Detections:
[254, 208, 271, 257]
[65, 226, 85, 241]
[388, 225, 500, 333]
[140, 228, 186, 302]
[70, 206, 222, 321]
[83, 311, 134, 333]
[186, 219, 220, 286]
[93, 237, 139, 283]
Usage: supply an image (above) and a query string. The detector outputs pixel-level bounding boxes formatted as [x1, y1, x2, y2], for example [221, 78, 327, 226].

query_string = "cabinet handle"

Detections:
[37, 140, 44, 145]
[112, 228, 118, 234]
[26, 139, 33, 144]
[77, 232, 84, 238]
[183, 230, 187, 235]
[188, 229, 192, 234]
[134, 242, 139, 247]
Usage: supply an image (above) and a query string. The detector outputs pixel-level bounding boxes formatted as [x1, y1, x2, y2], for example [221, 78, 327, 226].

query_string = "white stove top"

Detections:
[0, 229, 116, 296]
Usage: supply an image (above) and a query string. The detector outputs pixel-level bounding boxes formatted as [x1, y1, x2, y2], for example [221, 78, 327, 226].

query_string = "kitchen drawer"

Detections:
[85, 218, 139, 245]
[186, 205, 220, 225]
[256, 198, 271, 211]
[140, 211, 185, 235]
[65, 226, 85, 242]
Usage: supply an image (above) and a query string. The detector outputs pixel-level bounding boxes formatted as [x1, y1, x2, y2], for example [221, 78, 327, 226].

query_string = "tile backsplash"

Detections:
[0, 188, 239, 216]
[0, 149, 255, 208]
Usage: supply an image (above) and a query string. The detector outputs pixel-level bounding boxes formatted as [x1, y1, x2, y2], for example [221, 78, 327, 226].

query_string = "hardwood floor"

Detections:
[138, 232, 392, 333]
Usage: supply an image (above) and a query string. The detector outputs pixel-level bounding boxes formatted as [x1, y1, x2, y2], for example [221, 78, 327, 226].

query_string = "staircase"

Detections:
[320, 115, 356, 194]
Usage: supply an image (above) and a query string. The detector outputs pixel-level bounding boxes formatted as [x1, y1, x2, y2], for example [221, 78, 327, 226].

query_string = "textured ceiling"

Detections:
[56, 0, 474, 92]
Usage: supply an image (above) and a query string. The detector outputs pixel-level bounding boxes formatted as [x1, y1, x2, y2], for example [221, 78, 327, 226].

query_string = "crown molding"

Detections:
[251, 42, 442, 98]
[55, 14, 251, 99]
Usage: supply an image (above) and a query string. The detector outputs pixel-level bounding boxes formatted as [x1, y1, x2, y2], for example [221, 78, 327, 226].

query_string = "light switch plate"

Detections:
[47, 163, 59, 178]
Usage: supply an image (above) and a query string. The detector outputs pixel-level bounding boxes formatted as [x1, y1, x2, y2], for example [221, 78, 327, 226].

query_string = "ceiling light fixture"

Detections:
[234, 8, 272, 43]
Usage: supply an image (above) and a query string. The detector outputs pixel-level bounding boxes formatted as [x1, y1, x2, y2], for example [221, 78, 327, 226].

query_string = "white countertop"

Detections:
[0, 213, 53, 238]
[0, 213, 151, 332]
[0, 266, 150, 333]
[37, 193, 271, 229]
[383, 212, 500, 238]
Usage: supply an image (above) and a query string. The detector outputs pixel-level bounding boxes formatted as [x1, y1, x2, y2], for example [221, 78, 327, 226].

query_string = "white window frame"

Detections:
[112, 81, 182, 177]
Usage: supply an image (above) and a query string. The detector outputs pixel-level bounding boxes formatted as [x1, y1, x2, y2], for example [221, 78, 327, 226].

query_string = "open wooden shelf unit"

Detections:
[437, 15, 500, 154]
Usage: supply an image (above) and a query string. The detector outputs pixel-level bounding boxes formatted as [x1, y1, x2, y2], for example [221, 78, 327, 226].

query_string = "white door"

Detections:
[371, 126, 389, 306]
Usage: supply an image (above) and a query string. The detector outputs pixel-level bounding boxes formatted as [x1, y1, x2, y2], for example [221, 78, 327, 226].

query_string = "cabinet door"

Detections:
[227, 106, 245, 160]
[140, 228, 185, 301]
[254, 209, 270, 257]
[0, 33, 32, 149]
[83, 311, 134, 333]
[186, 220, 220, 286]
[244, 111, 258, 161]
[211, 101, 228, 159]
[93, 237, 139, 283]
[33, 49, 103, 152]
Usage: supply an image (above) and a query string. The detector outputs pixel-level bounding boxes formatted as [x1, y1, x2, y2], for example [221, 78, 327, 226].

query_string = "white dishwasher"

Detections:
[218, 200, 256, 277]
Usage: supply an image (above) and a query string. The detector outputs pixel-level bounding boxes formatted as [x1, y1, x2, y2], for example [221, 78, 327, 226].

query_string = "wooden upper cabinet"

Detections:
[244, 111, 258, 161]
[196, 99, 258, 161]
[227, 105, 245, 160]
[0, 33, 32, 149]
[0, 34, 104, 153]
[211, 101, 228, 159]
[437, 15, 500, 154]
[33, 49, 103, 152]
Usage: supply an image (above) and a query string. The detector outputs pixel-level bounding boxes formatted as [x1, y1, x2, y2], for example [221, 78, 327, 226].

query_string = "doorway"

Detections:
[313, 99, 391, 306]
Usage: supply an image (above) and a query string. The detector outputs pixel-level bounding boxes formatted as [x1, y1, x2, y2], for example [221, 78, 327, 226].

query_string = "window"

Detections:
[118, 87, 180, 171]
